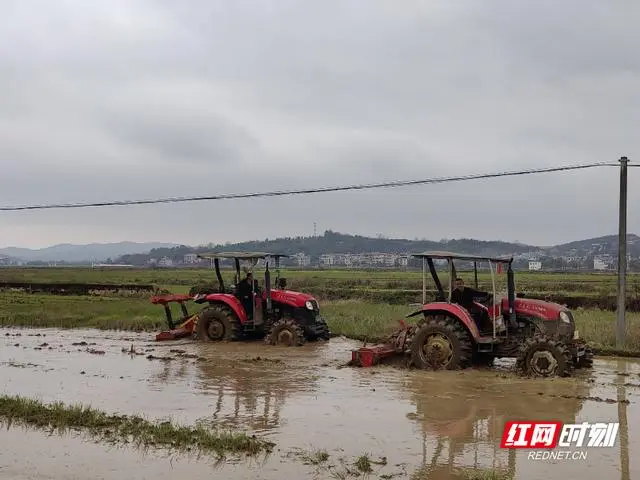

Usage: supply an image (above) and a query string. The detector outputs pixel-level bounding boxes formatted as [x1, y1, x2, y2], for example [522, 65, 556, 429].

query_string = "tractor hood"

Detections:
[268, 289, 317, 308]
[510, 297, 566, 318]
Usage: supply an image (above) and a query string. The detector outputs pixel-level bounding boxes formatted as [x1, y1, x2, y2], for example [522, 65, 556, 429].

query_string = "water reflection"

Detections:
[617, 360, 630, 480]
[403, 368, 594, 478]
[191, 351, 318, 433]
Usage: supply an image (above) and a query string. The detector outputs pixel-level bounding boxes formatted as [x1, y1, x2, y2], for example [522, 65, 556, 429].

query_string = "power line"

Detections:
[0, 161, 619, 212]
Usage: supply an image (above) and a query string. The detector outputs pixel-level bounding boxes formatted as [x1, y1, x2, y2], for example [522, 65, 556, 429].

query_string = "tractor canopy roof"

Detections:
[411, 250, 513, 264]
[197, 251, 289, 260]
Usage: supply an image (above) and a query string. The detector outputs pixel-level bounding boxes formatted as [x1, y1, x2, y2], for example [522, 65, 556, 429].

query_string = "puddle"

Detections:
[0, 327, 638, 479]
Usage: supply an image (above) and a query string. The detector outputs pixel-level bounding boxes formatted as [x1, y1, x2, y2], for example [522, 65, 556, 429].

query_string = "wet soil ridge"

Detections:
[0, 395, 275, 458]
[290, 448, 397, 479]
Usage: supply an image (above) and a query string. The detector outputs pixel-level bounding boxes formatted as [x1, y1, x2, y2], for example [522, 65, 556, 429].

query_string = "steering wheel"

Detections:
[476, 293, 493, 307]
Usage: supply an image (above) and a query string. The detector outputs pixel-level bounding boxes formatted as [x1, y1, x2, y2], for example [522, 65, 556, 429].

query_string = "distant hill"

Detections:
[3, 232, 638, 266]
[114, 231, 535, 265]
[545, 234, 640, 257]
[0, 242, 179, 263]
[114, 231, 640, 267]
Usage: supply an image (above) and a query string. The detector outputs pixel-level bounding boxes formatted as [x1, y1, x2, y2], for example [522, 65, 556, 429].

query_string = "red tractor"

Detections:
[152, 252, 330, 346]
[351, 251, 593, 377]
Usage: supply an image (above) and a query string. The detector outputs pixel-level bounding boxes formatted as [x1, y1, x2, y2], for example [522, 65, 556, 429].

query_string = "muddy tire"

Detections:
[193, 306, 239, 342]
[264, 317, 306, 346]
[515, 334, 573, 378]
[574, 345, 594, 369]
[307, 318, 332, 341]
[409, 314, 473, 370]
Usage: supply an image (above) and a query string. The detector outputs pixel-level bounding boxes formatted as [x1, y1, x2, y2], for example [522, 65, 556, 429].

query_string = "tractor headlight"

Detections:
[305, 300, 314, 310]
[559, 311, 571, 324]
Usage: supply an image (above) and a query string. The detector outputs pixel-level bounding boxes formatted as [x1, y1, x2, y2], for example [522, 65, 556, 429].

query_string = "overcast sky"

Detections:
[1, 0, 638, 249]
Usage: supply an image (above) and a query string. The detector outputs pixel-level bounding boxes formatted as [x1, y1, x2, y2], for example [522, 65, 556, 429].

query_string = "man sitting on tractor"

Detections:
[451, 278, 490, 331]
[236, 269, 259, 317]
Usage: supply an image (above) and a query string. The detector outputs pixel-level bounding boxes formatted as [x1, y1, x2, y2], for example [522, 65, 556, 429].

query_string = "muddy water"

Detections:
[0, 327, 638, 479]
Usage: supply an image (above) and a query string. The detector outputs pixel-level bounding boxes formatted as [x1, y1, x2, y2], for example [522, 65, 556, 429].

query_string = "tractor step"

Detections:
[351, 344, 398, 367]
[476, 336, 501, 353]
[477, 336, 501, 343]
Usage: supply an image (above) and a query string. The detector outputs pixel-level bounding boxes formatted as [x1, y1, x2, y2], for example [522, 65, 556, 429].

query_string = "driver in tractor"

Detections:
[236, 268, 260, 318]
[451, 278, 491, 331]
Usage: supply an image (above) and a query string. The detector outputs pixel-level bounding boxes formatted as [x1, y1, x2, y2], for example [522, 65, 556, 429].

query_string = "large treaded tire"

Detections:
[574, 344, 594, 369]
[409, 314, 473, 370]
[193, 305, 240, 342]
[515, 334, 573, 378]
[264, 317, 306, 346]
[308, 318, 331, 341]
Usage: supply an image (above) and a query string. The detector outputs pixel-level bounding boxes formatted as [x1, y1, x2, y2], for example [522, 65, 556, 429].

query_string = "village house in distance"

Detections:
[2, 232, 639, 272]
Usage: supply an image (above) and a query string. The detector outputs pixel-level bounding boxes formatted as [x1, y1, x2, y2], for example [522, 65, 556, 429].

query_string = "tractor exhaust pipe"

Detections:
[265, 263, 272, 312]
[214, 258, 224, 292]
[507, 262, 517, 329]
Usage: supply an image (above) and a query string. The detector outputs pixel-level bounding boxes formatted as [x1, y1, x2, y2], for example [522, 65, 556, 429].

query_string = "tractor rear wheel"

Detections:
[409, 314, 473, 370]
[515, 334, 573, 377]
[264, 317, 306, 346]
[194, 306, 239, 342]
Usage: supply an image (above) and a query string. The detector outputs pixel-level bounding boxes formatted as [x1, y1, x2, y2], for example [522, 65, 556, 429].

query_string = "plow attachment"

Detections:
[151, 294, 198, 341]
[350, 321, 414, 367]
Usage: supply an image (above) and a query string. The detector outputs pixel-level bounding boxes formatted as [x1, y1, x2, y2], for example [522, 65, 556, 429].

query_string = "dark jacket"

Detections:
[451, 287, 488, 310]
[237, 277, 259, 297]
[236, 278, 253, 299]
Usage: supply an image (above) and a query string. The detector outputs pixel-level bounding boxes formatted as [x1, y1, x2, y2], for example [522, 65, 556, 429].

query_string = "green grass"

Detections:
[0, 394, 274, 458]
[0, 292, 163, 330]
[2, 291, 640, 353]
[3, 266, 640, 307]
[411, 466, 513, 480]
[0, 266, 633, 286]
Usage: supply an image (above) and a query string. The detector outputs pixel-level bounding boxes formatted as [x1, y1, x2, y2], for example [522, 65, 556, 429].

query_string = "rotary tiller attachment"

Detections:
[350, 320, 415, 367]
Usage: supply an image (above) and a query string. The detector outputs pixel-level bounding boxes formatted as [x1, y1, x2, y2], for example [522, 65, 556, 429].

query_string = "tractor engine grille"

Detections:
[309, 299, 320, 312]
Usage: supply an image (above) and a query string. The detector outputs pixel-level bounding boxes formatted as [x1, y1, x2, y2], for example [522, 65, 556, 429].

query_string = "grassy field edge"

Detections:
[0, 394, 274, 457]
[2, 292, 640, 357]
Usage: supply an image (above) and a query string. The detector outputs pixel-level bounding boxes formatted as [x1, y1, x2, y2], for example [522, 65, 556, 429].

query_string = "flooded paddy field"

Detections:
[0, 327, 638, 479]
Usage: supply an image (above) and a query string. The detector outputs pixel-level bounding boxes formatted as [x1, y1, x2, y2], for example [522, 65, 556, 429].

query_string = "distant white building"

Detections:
[158, 256, 173, 267]
[291, 253, 311, 267]
[594, 257, 610, 271]
[183, 253, 199, 264]
[319, 254, 335, 266]
[528, 261, 542, 271]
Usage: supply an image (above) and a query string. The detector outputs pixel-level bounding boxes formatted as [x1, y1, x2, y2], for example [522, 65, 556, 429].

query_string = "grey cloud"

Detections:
[104, 108, 261, 165]
[0, 0, 638, 248]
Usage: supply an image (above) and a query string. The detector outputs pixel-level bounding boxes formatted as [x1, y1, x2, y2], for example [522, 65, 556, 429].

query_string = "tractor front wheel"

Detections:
[515, 334, 573, 377]
[409, 314, 473, 370]
[194, 306, 239, 342]
[264, 317, 306, 346]
[574, 344, 594, 369]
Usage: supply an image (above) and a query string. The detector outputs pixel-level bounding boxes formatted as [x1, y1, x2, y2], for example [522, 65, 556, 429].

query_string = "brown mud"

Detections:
[1, 326, 639, 479]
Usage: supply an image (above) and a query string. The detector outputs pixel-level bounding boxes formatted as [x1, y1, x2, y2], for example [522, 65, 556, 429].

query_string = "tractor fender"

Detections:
[203, 293, 248, 324]
[407, 303, 481, 340]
